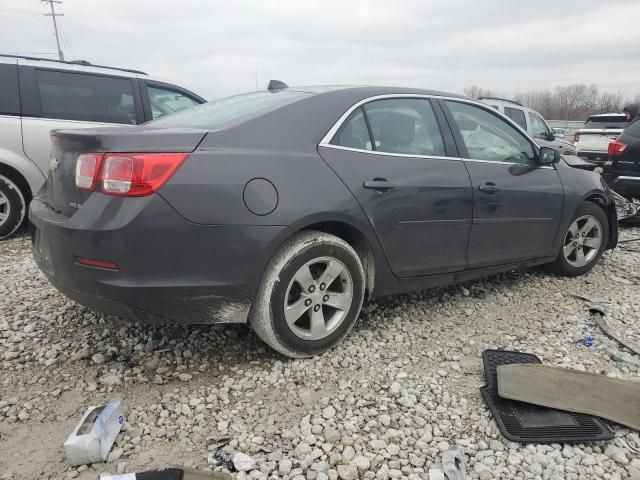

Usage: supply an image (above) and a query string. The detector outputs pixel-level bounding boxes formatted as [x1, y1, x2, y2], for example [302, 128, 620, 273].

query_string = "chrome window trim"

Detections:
[464, 158, 555, 169]
[614, 176, 640, 183]
[319, 143, 456, 161]
[319, 93, 539, 148]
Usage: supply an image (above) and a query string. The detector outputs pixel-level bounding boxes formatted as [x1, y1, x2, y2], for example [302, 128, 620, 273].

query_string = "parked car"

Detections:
[30, 85, 618, 357]
[478, 97, 577, 156]
[603, 119, 640, 202]
[0, 55, 205, 239]
[574, 113, 628, 164]
[552, 127, 569, 138]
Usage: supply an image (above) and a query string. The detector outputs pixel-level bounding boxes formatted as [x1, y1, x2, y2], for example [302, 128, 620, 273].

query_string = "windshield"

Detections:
[583, 116, 628, 129]
[149, 90, 312, 129]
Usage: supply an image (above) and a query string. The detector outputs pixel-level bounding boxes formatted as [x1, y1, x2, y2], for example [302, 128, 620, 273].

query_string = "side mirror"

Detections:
[539, 146, 560, 165]
[546, 132, 556, 141]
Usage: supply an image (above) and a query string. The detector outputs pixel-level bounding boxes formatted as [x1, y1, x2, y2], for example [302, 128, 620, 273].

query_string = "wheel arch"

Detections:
[0, 162, 34, 204]
[583, 191, 617, 249]
[297, 220, 377, 298]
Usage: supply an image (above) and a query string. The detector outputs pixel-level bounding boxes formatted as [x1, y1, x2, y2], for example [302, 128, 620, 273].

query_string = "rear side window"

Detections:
[148, 85, 201, 120]
[35, 70, 136, 124]
[584, 116, 628, 129]
[445, 100, 535, 164]
[504, 107, 527, 130]
[150, 90, 311, 129]
[363, 98, 445, 156]
[331, 107, 372, 151]
[0, 63, 20, 115]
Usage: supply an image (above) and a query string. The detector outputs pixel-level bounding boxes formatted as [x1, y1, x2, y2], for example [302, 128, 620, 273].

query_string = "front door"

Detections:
[319, 97, 473, 277]
[441, 99, 564, 268]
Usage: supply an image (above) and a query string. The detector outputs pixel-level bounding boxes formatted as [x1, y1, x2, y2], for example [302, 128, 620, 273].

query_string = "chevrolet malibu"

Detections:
[30, 85, 618, 357]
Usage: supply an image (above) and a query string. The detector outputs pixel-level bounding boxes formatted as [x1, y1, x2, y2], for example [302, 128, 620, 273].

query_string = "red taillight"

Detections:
[78, 258, 119, 270]
[75, 152, 188, 196]
[574, 132, 581, 142]
[75, 153, 104, 190]
[608, 141, 628, 156]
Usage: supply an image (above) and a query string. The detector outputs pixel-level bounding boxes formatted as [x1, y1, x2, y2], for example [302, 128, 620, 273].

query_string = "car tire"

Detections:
[551, 202, 609, 277]
[249, 230, 365, 358]
[0, 175, 26, 240]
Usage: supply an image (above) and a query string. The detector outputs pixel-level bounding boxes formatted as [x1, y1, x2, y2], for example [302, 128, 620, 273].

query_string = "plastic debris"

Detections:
[64, 400, 124, 466]
[574, 335, 596, 347]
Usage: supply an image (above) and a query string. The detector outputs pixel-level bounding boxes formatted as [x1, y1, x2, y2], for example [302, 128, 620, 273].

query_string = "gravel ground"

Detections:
[1, 227, 640, 480]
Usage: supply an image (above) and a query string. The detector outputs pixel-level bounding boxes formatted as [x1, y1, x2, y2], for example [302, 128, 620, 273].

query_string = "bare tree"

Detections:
[463, 85, 496, 99]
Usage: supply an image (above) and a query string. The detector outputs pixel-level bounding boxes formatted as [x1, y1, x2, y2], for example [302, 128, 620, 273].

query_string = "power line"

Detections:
[42, 0, 64, 61]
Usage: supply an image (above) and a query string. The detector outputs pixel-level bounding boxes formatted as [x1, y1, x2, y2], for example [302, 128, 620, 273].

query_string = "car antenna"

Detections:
[267, 80, 288, 91]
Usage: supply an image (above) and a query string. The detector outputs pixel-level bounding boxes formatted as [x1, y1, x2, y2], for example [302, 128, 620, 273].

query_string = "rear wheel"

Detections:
[551, 202, 609, 276]
[249, 231, 365, 358]
[0, 175, 26, 240]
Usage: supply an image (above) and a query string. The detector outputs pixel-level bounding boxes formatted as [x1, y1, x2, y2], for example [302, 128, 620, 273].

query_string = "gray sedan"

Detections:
[30, 85, 618, 357]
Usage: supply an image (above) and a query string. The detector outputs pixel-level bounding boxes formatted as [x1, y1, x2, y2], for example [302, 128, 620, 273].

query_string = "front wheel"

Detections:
[551, 202, 609, 276]
[249, 231, 365, 358]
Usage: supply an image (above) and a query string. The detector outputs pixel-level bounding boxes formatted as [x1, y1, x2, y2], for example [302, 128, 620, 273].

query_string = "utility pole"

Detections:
[43, 0, 64, 61]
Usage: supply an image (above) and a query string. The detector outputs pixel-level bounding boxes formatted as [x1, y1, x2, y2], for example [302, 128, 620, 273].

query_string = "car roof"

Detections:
[0, 54, 148, 77]
[282, 85, 466, 101]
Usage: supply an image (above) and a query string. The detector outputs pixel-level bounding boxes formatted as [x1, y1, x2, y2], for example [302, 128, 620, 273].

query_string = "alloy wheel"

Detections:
[283, 256, 354, 340]
[562, 215, 602, 268]
[0, 191, 10, 226]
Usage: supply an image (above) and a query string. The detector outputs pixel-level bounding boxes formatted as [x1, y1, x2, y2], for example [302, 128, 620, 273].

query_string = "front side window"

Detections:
[363, 98, 445, 156]
[529, 112, 551, 139]
[36, 70, 136, 124]
[445, 101, 535, 164]
[504, 107, 527, 130]
[331, 107, 372, 150]
[148, 85, 201, 120]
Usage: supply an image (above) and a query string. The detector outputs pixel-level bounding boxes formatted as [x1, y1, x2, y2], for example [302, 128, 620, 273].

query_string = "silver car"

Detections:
[479, 97, 577, 156]
[0, 55, 205, 239]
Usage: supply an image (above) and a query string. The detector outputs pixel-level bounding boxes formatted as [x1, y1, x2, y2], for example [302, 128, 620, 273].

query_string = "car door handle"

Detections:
[363, 179, 396, 192]
[478, 183, 499, 194]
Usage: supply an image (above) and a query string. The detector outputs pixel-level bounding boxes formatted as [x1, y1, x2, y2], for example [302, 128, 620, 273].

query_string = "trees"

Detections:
[464, 84, 638, 120]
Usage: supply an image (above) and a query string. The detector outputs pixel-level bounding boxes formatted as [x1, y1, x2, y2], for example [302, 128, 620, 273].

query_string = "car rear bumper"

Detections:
[606, 175, 640, 198]
[29, 192, 291, 324]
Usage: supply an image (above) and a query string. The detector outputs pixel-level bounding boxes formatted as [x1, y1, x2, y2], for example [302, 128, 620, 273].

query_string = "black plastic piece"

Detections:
[137, 469, 183, 480]
[480, 349, 614, 443]
[267, 79, 288, 91]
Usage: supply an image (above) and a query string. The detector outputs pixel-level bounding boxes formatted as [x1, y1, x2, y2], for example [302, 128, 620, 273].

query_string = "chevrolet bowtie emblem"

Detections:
[49, 157, 60, 171]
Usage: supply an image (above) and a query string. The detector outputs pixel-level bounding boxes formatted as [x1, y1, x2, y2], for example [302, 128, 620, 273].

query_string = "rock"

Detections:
[107, 448, 124, 462]
[351, 454, 370, 470]
[91, 353, 106, 364]
[322, 405, 336, 419]
[337, 464, 358, 480]
[177, 373, 192, 382]
[232, 452, 256, 472]
[99, 373, 121, 386]
[279, 458, 293, 475]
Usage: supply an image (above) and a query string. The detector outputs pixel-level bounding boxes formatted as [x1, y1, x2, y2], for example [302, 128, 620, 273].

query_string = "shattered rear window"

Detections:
[148, 90, 312, 129]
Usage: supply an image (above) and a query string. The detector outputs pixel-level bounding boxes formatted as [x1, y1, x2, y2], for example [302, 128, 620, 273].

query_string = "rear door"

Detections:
[319, 97, 473, 277]
[18, 66, 143, 175]
[441, 99, 564, 267]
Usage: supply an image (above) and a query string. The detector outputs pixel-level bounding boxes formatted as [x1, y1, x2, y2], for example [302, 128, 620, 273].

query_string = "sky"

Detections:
[1, 0, 639, 101]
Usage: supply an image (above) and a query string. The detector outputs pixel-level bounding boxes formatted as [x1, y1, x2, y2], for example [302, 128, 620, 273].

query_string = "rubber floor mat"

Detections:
[480, 349, 614, 443]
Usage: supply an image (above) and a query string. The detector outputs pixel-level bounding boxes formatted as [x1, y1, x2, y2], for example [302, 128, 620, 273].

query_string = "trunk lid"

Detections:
[46, 126, 207, 217]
